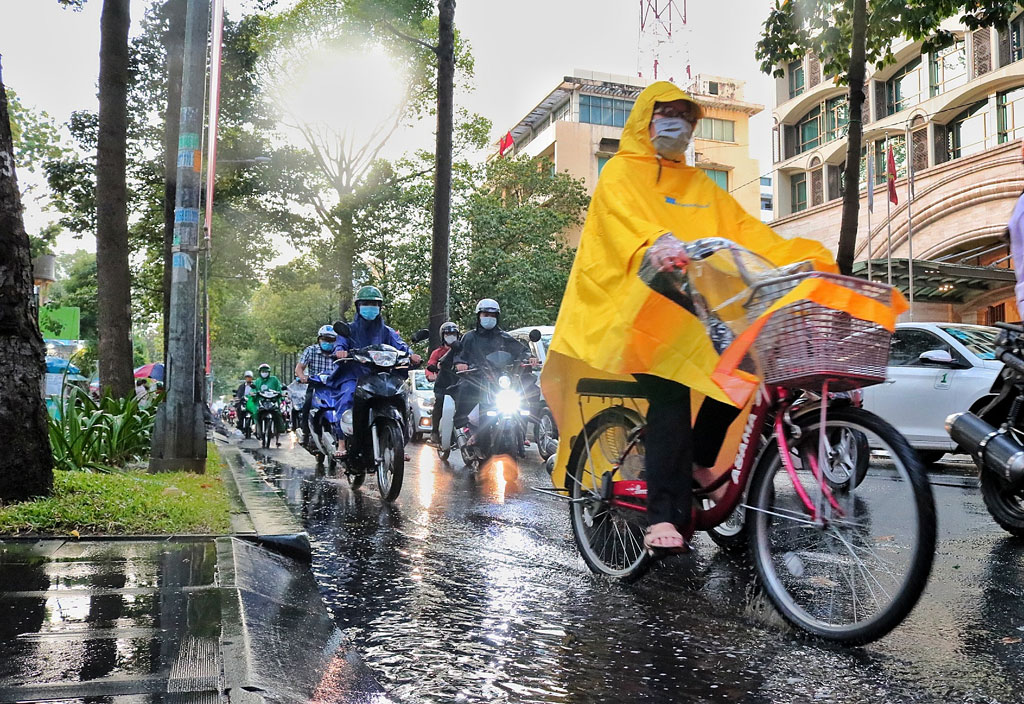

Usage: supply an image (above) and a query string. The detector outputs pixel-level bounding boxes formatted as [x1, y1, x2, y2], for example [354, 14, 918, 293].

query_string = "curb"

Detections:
[218, 443, 312, 563]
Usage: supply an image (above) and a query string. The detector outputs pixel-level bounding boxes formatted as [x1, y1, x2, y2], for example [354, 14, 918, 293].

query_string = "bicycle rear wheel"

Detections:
[748, 406, 936, 644]
[568, 407, 650, 582]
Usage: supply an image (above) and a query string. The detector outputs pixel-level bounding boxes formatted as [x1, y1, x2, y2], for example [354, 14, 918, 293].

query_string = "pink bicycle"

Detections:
[557, 264, 937, 645]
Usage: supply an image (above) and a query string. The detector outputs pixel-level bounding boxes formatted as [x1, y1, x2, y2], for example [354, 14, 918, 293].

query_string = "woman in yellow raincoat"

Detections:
[541, 81, 837, 552]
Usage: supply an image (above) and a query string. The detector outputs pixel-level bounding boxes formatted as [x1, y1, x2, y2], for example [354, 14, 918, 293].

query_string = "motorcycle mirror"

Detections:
[332, 320, 351, 338]
[411, 328, 430, 344]
[529, 328, 543, 342]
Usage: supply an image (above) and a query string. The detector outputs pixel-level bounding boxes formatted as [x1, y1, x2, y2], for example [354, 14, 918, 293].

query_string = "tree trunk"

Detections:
[428, 0, 455, 349]
[162, 0, 186, 360]
[96, 0, 134, 396]
[836, 0, 867, 276]
[335, 204, 355, 318]
[0, 60, 54, 501]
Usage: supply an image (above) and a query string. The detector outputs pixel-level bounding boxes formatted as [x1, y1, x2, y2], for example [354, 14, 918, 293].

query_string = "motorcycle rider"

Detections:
[295, 325, 341, 446]
[331, 285, 421, 457]
[246, 363, 286, 446]
[426, 321, 461, 445]
[234, 370, 256, 430]
[453, 299, 535, 430]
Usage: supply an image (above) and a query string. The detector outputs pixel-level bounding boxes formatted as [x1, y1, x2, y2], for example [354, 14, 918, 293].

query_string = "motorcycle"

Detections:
[947, 321, 1024, 537]
[255, 388, 282, 449]
[452, 329, 541, 471]
[236, 400, 253, 440]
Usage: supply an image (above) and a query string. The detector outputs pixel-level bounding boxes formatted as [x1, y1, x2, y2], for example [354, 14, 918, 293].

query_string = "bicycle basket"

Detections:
[744, 272, 894, 391]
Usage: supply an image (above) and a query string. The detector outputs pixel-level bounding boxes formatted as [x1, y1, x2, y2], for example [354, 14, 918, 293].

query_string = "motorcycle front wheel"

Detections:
[376, 421, 405, 502]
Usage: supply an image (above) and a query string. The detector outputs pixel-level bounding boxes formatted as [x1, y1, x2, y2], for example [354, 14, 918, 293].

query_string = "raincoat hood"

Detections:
[619, 81, 703, 163]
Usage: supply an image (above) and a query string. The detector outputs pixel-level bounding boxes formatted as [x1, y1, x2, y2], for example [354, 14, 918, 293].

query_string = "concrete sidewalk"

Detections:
[0, 439, 391, 703]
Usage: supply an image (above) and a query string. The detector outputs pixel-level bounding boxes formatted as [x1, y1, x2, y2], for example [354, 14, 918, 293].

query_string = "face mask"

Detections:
[359, 305, 381, 321]
[260, 371, 269, 379]
[319, 340, 335, 352]
[480, 316, 497, 330]
[651, 116, 693, 161]
[444, 334, 457, 345]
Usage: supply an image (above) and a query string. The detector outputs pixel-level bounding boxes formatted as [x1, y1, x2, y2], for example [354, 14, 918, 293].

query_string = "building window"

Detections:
[760, 196, 773, 211]
[825, 95, 849, 142]
[796, 106, 821, 154]
[948, 100, 990, 160]
[597, 156, 610, 176]
[791, 172, 808, 212]
[552, 99, 571, 123]
[885, 57, 926, 116]
[579, 94, 634, 128]
[1013, 15, 1024, 63]
[998, 85, 1024, 143]
[987, 302, 1007, 324]
[708, 81, 719, 95]
[760, 176, 772, 187]
[703, 168, 728, 190]
[696, 117, 735, 142]
[789, 59, 805, 98]
[929, 40, 967, 97]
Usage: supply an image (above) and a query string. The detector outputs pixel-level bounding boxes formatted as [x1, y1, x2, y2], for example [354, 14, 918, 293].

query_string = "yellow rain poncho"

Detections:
[541, 81, 840, 489]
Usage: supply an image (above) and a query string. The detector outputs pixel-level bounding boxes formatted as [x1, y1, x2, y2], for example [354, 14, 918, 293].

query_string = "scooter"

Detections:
[330, 323, 429, 501]
[255, 388, 282, 449]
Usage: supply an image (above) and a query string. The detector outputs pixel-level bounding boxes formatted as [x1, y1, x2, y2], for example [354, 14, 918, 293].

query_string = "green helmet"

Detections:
[355, 285, 384, 305]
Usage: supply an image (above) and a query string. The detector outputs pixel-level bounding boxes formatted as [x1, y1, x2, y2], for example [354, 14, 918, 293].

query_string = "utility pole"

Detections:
[428, 0, 455, 349]
[150, 0, 210, 473]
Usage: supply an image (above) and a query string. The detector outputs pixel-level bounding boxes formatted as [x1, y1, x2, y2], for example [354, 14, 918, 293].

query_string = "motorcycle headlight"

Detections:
[368, 350, 399, 367]
[495, 389, 521, 415]
[498, 375, 512, 389]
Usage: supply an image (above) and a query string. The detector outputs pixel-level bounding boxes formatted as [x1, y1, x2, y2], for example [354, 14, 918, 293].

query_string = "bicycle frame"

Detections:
[598, 382, 844, 530]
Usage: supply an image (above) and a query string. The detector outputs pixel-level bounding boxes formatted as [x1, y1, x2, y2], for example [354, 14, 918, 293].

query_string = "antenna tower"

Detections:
[637, 0, 691, 83]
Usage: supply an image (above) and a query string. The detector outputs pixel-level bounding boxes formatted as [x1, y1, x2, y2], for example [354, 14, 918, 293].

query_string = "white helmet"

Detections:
[475, 298, 500, 315]
[243, 370, 253, 378]
[317, 324, 337, 341]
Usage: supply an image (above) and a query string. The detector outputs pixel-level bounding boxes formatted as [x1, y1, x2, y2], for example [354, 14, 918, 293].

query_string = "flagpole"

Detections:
[885, 133, 893, 286]
[905, 123, 915, 321]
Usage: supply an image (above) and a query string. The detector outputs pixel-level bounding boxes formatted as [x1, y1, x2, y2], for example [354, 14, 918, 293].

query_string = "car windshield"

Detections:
[939, 325, 998, 360]
[414, 373, 433, 391]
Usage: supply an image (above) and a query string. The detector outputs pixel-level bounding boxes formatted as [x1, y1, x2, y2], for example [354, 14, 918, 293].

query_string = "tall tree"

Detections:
[756, 0, 1018, 275]
[0, 60, 54, 501]
[429, 0, 454, 348]
[95, 0, 134, 395]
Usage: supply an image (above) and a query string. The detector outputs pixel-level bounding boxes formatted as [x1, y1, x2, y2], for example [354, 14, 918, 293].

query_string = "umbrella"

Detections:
[134, 362, 165, 381]
[46, 356, 79, 374]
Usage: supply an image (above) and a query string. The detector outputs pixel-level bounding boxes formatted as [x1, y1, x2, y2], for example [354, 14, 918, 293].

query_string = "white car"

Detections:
[860, 322, 1002, 463]
[403, 369, 434, 442]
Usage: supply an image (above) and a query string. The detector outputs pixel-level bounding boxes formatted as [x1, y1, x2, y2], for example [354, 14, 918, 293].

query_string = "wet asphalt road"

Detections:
[247, 433, 1024, 704]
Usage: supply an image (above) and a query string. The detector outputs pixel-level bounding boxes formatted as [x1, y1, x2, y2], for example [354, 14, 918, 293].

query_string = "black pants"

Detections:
[431, 384, 451, 436]
[299, 384, 315, 436]
[633, 374, 741, 528]
[454, 380, 480, 428]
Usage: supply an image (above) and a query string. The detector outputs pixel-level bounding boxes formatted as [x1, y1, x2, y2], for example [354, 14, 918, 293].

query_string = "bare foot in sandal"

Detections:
[644, 522, 687, 552]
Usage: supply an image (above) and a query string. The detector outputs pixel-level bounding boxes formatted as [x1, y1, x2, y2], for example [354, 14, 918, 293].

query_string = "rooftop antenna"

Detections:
[637, 0, 690, 83]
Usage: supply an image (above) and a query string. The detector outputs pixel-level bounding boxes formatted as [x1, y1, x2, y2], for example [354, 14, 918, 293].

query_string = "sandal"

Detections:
[644, 522, 688, 553]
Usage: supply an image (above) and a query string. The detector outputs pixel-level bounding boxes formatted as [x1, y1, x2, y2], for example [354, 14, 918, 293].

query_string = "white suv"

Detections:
[860, 322, 1002, 463]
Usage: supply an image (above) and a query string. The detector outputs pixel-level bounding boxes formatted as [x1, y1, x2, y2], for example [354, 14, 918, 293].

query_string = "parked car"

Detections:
[860, 322, 1002, 463]
[404, 369, 434, 442]
[509, 325, 558, 460]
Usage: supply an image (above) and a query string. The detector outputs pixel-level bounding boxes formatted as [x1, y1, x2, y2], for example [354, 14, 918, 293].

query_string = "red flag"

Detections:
[886, 144, 898, 206]
[499, 131, 514, 157]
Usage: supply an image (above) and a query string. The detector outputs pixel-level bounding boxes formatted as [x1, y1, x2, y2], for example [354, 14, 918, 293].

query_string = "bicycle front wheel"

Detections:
[748, 406, 936, 644]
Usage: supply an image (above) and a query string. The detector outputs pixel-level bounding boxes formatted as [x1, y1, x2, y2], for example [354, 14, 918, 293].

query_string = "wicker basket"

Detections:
[744, 272, 894, 391]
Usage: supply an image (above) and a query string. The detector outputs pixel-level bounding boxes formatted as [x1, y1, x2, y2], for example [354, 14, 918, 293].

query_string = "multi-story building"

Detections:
[497, 70, 765, 246]
[769, 17, 1024, 323]
[760, 176, 774, 222]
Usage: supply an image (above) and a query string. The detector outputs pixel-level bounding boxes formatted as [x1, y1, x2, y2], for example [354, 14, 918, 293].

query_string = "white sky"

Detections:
[0, 0, 777, 257]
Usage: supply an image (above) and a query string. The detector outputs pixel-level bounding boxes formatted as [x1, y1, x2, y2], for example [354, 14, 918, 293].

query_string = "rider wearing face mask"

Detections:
[295, 325, 340, 446]
[541, 82, 837, 553]
[453, 299, 531, 427]
[426, 321, 461, 444]
[246, 362, 287, 444]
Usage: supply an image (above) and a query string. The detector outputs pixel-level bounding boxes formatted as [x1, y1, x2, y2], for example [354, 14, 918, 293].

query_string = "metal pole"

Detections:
[150, 0, 211, 474]
[202, 0, 224, 403]
[885, 134, 893, 286]
[866, 141, 873, 281]
[905, 124, 915, 321]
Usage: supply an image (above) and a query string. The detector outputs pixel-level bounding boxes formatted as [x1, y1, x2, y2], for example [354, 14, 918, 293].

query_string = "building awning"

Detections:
[851, 258, 1015, 303]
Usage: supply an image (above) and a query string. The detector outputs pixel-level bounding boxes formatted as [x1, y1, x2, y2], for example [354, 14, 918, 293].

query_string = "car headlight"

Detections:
[418, 396, 434, 409]
[495, 389, 522, 415]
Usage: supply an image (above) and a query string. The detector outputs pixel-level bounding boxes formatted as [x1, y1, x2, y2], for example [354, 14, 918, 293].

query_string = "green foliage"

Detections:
[48, 387, 159, 472]
[0, 446, 233, 535]
[46, 250, 98, 341]
[756, 0, 1018, 82]
[8, 88, 67, 175]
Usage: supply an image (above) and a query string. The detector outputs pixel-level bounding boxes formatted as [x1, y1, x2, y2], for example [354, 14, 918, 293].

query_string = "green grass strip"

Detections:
[0, 443, 233, 536]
